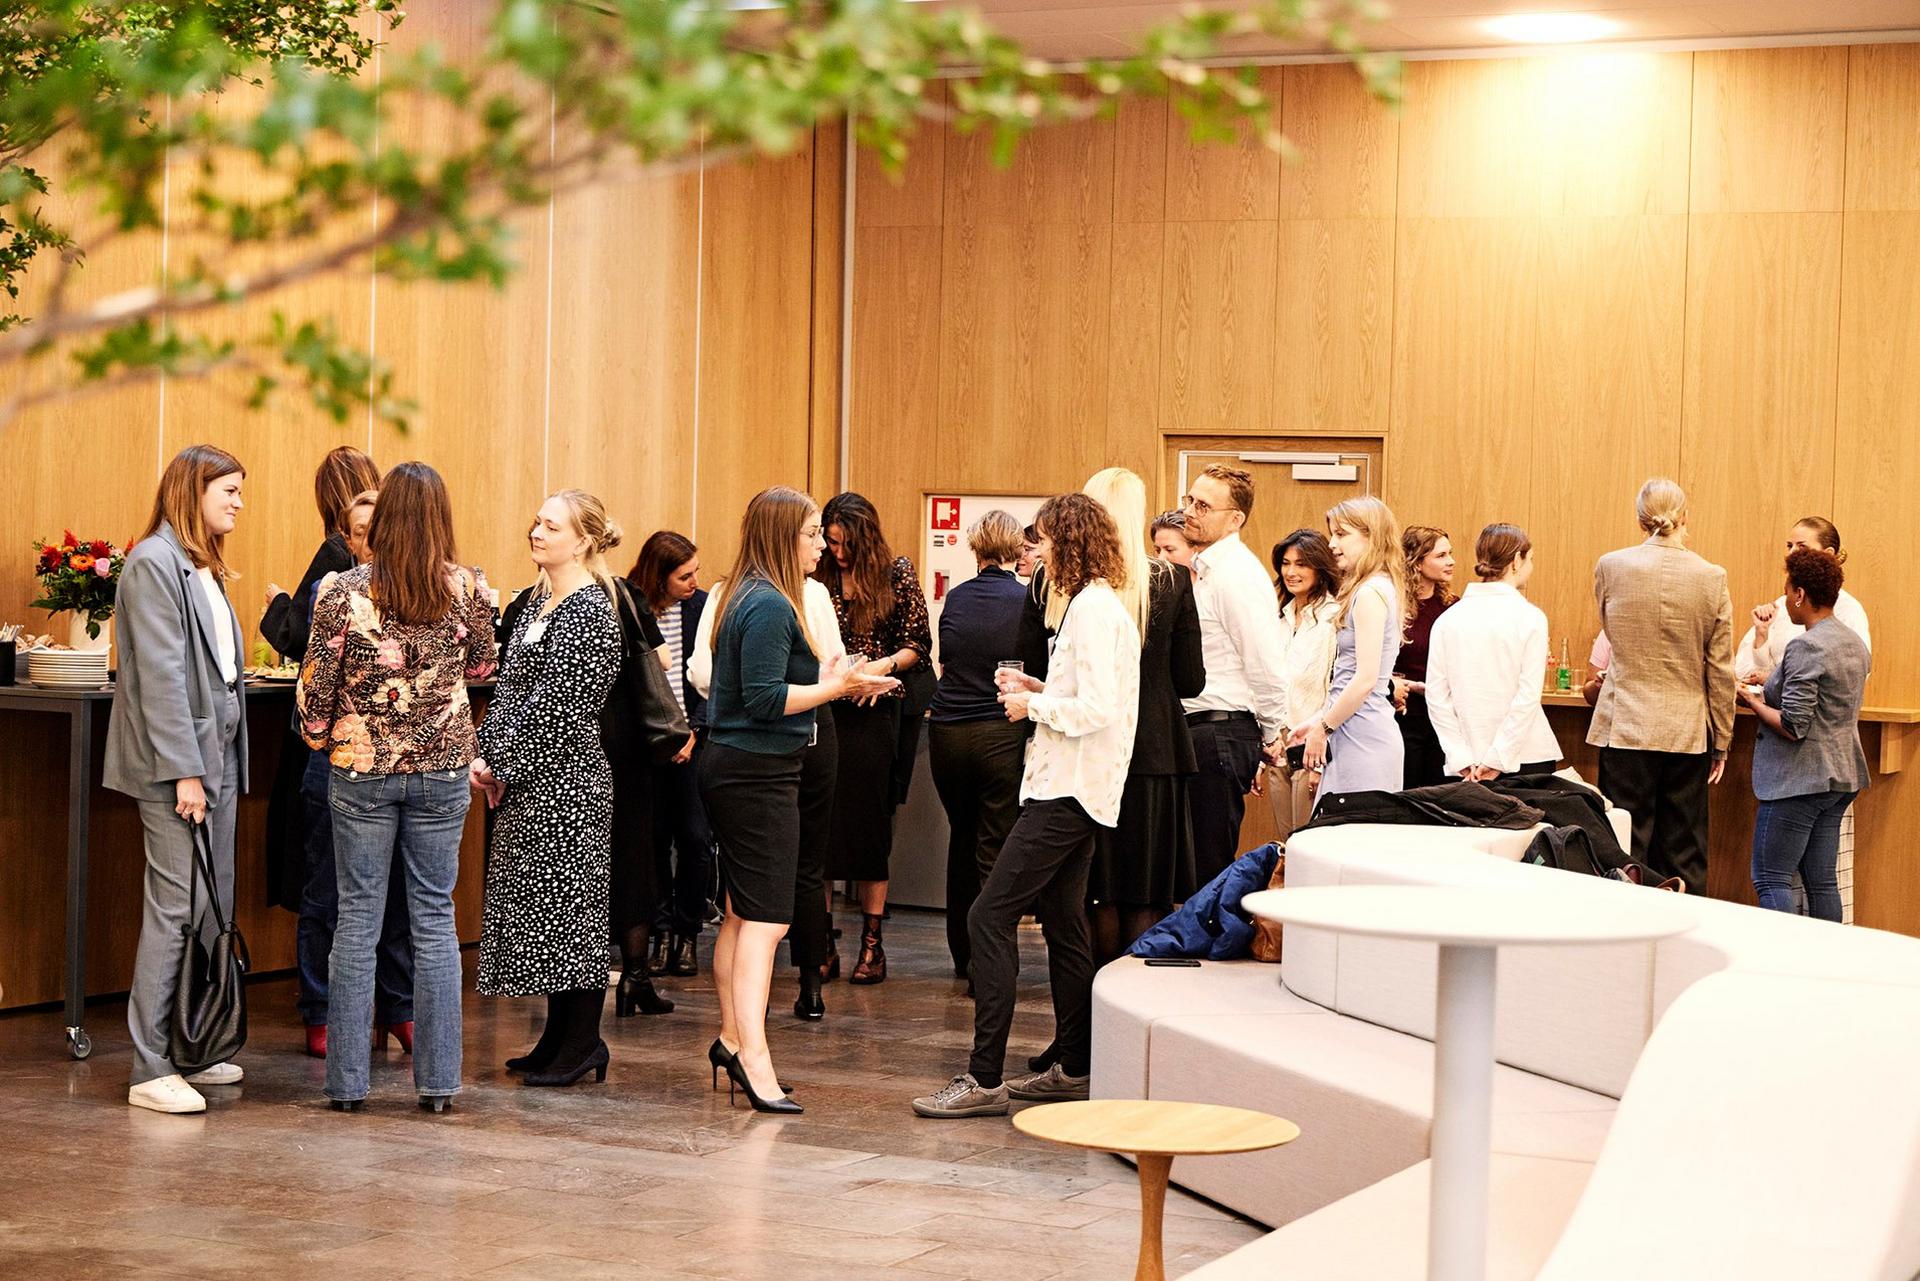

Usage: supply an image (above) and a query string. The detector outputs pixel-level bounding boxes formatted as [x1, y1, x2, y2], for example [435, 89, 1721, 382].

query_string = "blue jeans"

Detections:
[298, 750, 414, 1026]
[1751, 790, 1855, 923]
[325, 766, 470, 1101]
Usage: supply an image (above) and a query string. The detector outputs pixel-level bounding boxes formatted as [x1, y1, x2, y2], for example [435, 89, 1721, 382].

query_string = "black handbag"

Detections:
[168, 817, 250, 1075]
[614, 580, 692, 763]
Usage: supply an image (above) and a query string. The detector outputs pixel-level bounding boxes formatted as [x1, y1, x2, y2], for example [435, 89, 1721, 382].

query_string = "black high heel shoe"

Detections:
[328, 1098, 363, 1113]
[724, 1053, 803, 1115]
[418, 1095, 452, 1114]
[708, 1038, 791, 1092]
[617, 971, 674, 1018]
[524, 1040, 609, 1088]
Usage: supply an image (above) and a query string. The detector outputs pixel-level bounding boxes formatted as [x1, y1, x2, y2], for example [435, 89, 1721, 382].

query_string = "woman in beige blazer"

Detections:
[1587, 478, 1735, 895]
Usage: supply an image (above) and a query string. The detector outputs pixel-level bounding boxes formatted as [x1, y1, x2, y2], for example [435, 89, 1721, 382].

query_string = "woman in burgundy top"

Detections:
[1394, 525, 1457, 789]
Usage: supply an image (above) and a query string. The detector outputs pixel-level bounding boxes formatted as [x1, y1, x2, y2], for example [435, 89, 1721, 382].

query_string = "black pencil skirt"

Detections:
[697, 741, 804, 926]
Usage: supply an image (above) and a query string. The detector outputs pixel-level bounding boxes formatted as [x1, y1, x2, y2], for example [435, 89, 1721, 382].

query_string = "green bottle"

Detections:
[1555, 638, 1572, 692]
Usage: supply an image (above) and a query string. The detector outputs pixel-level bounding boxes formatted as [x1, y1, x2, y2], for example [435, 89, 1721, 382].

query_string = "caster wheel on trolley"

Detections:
[68, 1029, 92, 1060]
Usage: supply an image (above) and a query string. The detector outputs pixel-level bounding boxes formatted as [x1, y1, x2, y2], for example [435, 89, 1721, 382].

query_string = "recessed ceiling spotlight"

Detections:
[1483, 12, 1621, 43]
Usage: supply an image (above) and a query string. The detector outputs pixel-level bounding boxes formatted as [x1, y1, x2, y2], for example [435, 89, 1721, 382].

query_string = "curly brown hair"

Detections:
[1785, 546, 1844, 610]
[1035, 492, 1127, 600]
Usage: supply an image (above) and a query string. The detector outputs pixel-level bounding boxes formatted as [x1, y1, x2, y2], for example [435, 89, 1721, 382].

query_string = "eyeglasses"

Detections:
[1180, 495, 1240, 518]
[801, 525, 824, 539]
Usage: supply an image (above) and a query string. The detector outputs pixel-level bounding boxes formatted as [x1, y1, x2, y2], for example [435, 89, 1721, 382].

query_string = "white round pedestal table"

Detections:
[1242, 884, 1694, 1281]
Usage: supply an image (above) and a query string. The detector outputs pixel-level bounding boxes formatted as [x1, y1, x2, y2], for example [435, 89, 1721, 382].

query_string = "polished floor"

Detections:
[0, 909, 1262, 1278]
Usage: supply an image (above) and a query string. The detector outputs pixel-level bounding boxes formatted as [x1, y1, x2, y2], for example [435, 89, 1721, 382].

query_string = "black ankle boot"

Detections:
[793, 969, 825, 1021]
[668, 933, 697, 977]
[646, 931, 669, 976]
[617, 970, 675, 1017]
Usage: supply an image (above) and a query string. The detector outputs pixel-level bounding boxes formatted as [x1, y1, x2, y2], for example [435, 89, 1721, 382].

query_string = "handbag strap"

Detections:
[184, 816, 231, 937]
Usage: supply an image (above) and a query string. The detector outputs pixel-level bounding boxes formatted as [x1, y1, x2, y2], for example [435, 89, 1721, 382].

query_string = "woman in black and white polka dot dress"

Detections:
[474, 490, 624, 1087]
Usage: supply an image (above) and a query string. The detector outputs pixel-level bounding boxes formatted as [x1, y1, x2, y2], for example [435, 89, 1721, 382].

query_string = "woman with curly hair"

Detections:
[913, 492, 1141, 1119]
[814, 492, 931, 984]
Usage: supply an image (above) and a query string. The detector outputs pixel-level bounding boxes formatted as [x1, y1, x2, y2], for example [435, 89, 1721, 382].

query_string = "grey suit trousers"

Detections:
[128, 688, 241, 1086]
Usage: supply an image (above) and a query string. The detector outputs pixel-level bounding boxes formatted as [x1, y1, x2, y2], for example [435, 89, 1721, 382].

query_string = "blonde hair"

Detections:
[538, 488, 623, 602]
[1636, 478, 1688, 538]
[967, 510, 1024, 566]
[1327, 495, 1408, 625]
[1060, 467, 1155, 636]
[347, 487, 379, 524]
[711, 486, 821, 658]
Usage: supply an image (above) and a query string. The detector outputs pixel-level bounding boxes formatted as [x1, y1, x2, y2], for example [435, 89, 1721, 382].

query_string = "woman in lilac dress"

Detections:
[1302, 496, 1410, 798]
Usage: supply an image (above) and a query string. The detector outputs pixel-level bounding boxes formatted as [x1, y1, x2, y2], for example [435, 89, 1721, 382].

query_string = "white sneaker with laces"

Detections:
[184, 1062, 244, 1087]
[1006, 1063, 1090, 1102]
[128, 1074, 207, 1114]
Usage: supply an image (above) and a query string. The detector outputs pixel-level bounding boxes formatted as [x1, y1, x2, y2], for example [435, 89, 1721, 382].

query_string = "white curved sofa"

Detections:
[1089, 821, 1920, 1280]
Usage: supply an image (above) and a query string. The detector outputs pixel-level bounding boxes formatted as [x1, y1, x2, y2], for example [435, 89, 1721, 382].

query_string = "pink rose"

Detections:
[94, 559, 113, 578]
[376, 638, 404, 668]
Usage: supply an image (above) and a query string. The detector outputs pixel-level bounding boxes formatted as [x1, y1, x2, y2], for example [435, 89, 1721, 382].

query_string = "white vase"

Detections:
[66, 612, 112, 653]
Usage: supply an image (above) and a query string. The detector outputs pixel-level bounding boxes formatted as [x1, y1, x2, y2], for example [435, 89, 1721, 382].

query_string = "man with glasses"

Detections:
[1180, 464, 1288, 886]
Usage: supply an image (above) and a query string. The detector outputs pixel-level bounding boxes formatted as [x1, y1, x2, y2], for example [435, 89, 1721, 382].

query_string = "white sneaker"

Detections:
[128, 1075, 207, 1114]
[184, 1062, 244, 1087]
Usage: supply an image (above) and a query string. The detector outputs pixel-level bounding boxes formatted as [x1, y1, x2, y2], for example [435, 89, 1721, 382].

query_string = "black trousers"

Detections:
[1188, 716, 1264, 889]
[968, 796, 1099, 1082]
[1598, 747, 1711, 895]
[1399, 693, 1448, 789]
[928, 717, 1029, 977]
[790, 707, 838, 971]
[651, 745, 715, 937]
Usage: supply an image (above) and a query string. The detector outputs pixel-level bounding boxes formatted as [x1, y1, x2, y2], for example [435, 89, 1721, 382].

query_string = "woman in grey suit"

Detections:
[105, 444, 251, 1115]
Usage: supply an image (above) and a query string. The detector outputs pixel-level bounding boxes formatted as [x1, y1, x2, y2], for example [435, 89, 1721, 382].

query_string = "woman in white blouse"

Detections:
[913, 492, 1141, 1119]
[1736, 517, 1870, 682]
[1262, 528, 1341, 836]
[1426, 524, 1562, 780]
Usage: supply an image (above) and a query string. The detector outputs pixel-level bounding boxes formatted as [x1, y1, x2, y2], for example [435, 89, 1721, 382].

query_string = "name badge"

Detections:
[524, 617, 549, 645]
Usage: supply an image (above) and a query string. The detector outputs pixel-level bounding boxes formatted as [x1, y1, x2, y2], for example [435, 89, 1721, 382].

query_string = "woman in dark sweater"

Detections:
[699, 487, 890, 1112]
[927, 510, 1032, 981]
[1394, 525, 1456, 789]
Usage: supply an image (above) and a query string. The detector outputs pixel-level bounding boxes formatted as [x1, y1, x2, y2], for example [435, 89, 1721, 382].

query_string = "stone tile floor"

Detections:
[0, 910, 1262, 1278]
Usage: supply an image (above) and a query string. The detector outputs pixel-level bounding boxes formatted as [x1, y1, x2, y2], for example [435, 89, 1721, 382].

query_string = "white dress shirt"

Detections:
[1735, 588, 1869, 680]
[1425, 581, 1561, 776]
[195, 566, 238, 684]
[1277, 595, 1339, 736]
[1022, 582, 1141, 827]
[689, 577, 844, 699]
[1182, 531, 1289, 740]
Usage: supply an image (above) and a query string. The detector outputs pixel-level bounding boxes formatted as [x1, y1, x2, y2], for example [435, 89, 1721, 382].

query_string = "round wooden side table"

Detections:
[1014, 1099, 1300, 1281]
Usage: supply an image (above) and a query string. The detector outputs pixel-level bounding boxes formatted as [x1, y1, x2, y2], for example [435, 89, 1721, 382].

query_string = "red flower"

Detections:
[38, 545, 63, 571]
[89, 539, 111, 558]
[61, 529, 78, 549]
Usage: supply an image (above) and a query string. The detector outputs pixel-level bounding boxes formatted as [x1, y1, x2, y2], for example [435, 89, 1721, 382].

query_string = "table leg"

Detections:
[1429, 942, 1496, 1281]
[64, 700, 94, 1059]
[1135, 1151, 1173, 1281]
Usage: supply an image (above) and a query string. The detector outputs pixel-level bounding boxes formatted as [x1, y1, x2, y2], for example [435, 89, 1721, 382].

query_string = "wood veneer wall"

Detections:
[846, 43, 1920, 934]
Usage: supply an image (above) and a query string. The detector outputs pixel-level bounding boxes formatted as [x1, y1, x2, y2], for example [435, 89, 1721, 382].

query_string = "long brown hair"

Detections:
[1327, 495, 1409, 625]
[1272, 528, 1340, 611]
[816, 492, 895, 634]
[712, 487, 819, 657]
[1402, 524, 1456, 606]
[315, 446, 381, 539]
[630, 530, 699, 613]
[141, 444, 246, 580]
[1035, 492, 1127, 601]
[367, 461, 460, 626]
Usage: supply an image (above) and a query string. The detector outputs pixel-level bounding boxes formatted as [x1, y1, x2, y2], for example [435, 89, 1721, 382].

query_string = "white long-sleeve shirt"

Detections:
[1182, 531, 1289, 741]
[1425, 582, 1562, 776]
[1022, 582, 1141, 827]
[1277, 595, 1339, 737]
[689, 577, 844, 699]
[1735, 588, 1869, 680]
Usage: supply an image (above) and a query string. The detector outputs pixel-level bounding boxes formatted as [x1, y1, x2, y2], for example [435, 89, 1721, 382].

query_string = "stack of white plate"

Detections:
[28, 648, 110, 689]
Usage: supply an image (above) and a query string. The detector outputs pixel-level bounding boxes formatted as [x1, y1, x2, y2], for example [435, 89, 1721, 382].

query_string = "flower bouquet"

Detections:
[33, 531, 125, 641]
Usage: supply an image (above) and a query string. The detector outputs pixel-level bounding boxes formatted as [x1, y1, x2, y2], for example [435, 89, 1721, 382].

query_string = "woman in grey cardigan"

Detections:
[104, 444, 251, 1115]
[1740, 548, 1871, 922]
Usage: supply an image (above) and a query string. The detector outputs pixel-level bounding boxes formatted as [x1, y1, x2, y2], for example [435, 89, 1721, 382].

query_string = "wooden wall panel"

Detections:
[1105, 221, 1165, 476]
[1528, 215, 1687, 653]
[1846, 44, 1920, 212]
[1112, 96, 1169, 223]
[939, 220, 1112, 489]
[809, 124, 848, 499]
[1165, 71, 1285, 222]
[1386, 219, 1539, 545]
[1274, 218, 1394, 437]
[1679, 212, 1841, 623]
[1160, 220, 1277, 432]
[851, 226, 945, 549]
[371, 3, 549, 595]
[1397, 59, 1545, 217]
[1279, 64, 1399, 220]
[1691, 47, 1848, 213]
[547, 166, 701, 558]
[1531, 53, 1693, 217]
[855, 85, 947, 229]
[697, 148, 819, 571]
[946, 102, 1113, 225]
[1834, 211, 1920, 707]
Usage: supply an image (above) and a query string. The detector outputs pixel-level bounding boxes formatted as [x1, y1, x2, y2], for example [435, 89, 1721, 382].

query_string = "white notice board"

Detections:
[922, 492, 1048, 666]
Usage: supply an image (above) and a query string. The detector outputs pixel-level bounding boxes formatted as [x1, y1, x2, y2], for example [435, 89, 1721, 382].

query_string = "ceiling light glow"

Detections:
[1483, 12, 1621, 43]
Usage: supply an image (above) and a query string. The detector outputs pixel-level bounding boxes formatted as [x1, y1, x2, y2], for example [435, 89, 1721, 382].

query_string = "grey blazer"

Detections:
[1753, 617, 1871, 802]
[1588, 535, 1736, 758]
[104, 521, 250, 807]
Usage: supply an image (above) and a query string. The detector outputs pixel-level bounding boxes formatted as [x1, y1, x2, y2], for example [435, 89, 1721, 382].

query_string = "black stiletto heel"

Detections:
[726, 1054, 803, 1115]
[328, 1098, 363, 1113]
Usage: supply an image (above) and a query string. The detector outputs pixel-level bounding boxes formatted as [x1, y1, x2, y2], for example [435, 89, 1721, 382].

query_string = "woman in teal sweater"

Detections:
[698, 486, 890, 1113]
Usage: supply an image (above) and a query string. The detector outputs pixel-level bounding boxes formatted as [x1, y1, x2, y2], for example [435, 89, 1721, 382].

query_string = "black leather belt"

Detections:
[1185, 709, 1256, 726]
